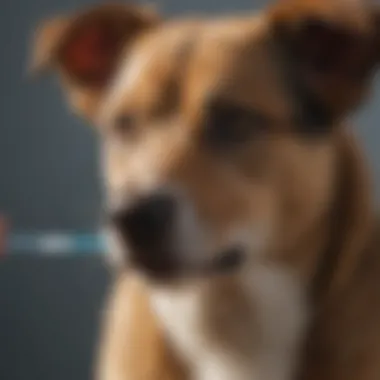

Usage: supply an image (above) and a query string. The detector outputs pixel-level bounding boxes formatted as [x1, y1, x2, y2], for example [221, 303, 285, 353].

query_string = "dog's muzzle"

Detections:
[110, 193, 179, 278]
[110, 192, 246, 279]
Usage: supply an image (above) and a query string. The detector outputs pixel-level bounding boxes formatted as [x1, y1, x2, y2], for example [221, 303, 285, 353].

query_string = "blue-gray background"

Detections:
[0, 1, 379, 379]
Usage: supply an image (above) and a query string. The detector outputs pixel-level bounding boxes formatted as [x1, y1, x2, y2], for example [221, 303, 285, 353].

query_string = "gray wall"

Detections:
[0, 1, 379, 380]
[0, 257, 109, 380]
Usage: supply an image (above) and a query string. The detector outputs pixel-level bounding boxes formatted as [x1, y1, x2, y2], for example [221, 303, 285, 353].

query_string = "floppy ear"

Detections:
[269, 0, 380, 125]
[30, 3, 159, 121]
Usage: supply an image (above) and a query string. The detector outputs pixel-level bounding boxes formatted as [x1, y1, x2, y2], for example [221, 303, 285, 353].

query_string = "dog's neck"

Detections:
[150, 259, 308, 380]
[310, 132, 374, 307]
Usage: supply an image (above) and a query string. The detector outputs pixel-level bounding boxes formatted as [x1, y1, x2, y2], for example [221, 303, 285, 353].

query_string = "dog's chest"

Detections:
[151, 265, 307, 380]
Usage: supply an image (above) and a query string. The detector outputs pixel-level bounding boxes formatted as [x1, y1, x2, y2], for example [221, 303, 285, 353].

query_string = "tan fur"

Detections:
[96, 273, 189, 380]
[30, 1, 380, 380]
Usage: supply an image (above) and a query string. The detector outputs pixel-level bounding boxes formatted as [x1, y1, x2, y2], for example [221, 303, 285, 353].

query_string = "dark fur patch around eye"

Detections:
[112, 113, 138, 139]
[202, 99, 267, 150]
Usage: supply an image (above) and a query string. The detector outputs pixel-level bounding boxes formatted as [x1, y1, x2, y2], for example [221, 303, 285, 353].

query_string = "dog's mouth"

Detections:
[128, 245, 246, 280]
[108, 198, 247, 280]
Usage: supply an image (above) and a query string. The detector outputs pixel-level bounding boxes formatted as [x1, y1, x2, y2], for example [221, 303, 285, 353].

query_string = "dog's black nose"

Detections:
[111, 193, 176, 252]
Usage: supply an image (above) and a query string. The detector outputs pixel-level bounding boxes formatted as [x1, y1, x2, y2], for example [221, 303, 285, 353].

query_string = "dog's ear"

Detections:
[30, 3, 159, 121]
[269, 0, 380, 123]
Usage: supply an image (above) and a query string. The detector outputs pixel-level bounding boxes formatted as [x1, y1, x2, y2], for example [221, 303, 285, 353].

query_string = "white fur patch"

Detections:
[151, 265, 307, 380]
[243, 265, 307, 380]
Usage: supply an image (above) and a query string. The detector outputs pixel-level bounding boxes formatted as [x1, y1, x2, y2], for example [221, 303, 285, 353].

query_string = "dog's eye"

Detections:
[113, 114, 135, 136]
[203, 100, 266, 149]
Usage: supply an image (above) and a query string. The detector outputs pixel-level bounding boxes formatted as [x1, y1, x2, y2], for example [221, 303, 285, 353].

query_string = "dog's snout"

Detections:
[111, 193, 176, 251]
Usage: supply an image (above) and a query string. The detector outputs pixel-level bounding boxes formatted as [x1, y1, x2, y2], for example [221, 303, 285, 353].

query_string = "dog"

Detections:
[30, 1, 380, 379]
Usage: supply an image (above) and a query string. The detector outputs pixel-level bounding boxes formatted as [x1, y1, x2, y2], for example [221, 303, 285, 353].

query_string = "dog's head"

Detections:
[31, 1, 378, 292]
